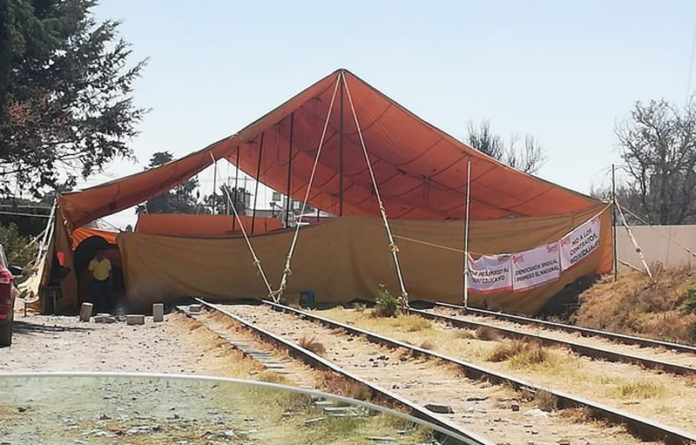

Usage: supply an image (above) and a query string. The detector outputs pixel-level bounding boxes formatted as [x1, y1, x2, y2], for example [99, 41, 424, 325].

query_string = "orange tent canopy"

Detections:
[58, 69, 599, 229]
[135, 214, 283, 237]
[71, 227, 119, 250]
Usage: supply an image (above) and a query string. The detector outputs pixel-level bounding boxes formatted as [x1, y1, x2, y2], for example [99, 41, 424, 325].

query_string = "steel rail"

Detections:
[436, 302, 696, 355]
[262, 299, 696, 445]
[409, 307, 696, 377]
[192, 298, 491, 445]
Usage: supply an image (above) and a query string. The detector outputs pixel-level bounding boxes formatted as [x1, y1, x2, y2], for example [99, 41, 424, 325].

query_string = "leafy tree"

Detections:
[466, 120, 546, 174]
[0, 0, 147, 197]
[204, 184, 249, 215]
[0, 222, 37, 266]
[135, 151, 204, 214]
[616, 99, 696, 225]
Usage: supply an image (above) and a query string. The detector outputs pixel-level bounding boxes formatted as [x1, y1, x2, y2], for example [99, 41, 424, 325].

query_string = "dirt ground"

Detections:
[0, 312, 246, 375]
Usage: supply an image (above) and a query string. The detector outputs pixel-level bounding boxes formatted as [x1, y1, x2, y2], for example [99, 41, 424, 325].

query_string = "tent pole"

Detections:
[285, 113, 294, 228]
[612, 164, 618, 281]
[252, 133, 264, 235]
[339, 75, 345, 216]
[212, 157, 217, 214]
[232, 146, 240, 230]
[463, 161, 472, 310]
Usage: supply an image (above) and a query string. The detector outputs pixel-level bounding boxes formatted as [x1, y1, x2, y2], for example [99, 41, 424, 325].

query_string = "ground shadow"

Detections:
[12, 320, 93, 335]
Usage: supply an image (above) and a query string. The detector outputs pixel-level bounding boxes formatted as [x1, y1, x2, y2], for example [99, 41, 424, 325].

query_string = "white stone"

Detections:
[79, 303, 93, 322]
[126, 314, 145, 325]
[153, 303, 164, 322]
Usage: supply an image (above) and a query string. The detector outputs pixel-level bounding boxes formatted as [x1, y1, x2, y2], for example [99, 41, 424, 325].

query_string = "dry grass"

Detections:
[475, 326, 500, 341]
[486, 340, 551, 368]
[298, 335, 326, 355]
[455, 329, 476, 339]
[610, 379, 666, 399]
[574, 266, 696, 344]
[352, 302, 367, 312]
[419, 340, 435, 350]
[392, 314, 432, 332]
[257, 370, 288, 384]
[318, 371, 372, 401]
[559, 407, 594, 423]
[534, 389, 558, 411]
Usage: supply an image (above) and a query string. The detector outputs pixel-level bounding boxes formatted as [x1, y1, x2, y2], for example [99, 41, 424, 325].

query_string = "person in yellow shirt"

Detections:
[88, 251, 112, 311]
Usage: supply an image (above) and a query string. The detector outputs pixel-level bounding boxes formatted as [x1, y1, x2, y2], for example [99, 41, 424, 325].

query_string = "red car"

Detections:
[0, 244, 17, 347]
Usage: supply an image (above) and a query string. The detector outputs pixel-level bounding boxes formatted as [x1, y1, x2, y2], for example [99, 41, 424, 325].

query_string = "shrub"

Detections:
[679, 283, 696, 314]
[373, 285, 400, 318]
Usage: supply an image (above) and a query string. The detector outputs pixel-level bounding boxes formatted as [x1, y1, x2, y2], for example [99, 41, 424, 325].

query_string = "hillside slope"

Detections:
[572, 266, 696, 344]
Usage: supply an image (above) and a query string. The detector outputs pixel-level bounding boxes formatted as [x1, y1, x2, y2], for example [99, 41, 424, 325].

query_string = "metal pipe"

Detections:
[285, 113, 294, 228]
[251, 133, 264, 234]
[339, 76, 345, 216]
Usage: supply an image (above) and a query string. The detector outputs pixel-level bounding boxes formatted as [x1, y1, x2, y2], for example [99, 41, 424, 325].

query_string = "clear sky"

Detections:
[89, 0, 696, 228]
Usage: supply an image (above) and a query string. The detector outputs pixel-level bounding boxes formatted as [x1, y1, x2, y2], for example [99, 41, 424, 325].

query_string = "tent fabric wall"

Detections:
[119, 205, 611, 314]
[135, 214, 283, 237]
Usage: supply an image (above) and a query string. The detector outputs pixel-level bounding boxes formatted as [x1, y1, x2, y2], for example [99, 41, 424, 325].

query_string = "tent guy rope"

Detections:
[273, 75, 342, 302]
[615, 200, 652, 279]
[210, 153, 274, 297]
[341, 71, 409, 307]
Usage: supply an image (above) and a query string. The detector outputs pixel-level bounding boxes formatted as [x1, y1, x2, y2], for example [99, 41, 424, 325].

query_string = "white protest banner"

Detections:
[560, 213, 601, 271]
[467, 254, 512, 293]
[512, 242, 561, 291]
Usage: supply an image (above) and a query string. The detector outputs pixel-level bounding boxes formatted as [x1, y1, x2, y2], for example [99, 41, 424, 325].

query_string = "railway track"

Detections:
[238, 299, 696, 445]
[189, 299, 490, 445]
[408, 304, 696, 377]
[436, 302, 696, 355]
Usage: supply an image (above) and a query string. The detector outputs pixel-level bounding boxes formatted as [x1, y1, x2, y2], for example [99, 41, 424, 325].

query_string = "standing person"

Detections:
[88, 251, 112, 312]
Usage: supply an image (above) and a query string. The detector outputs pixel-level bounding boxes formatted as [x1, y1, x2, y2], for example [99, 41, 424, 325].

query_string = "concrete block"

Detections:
[152, 303, 164, 322]
[126, 314, 145, 325]
[79, 303, 93, 322]
[189, 304, 202, 313]
[94, 315, 116, 324]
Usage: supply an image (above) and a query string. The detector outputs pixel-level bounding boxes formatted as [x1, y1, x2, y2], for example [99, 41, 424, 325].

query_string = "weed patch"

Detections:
[475, 326, 500, 341]
[257, 370, 288, 384]
[298, 336, 326, 355]
[611, 379, 665, 399]
[318, 371, 372, 401]
[486, 340, 552, 368]
[534, 389, 558, 411]
[389, 315, 431, 332]
[419, 340, 435, 350]
[373, 285, 400, 318]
